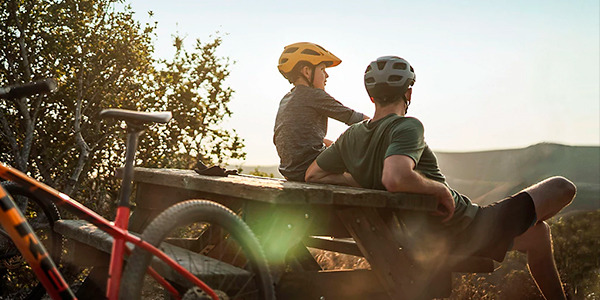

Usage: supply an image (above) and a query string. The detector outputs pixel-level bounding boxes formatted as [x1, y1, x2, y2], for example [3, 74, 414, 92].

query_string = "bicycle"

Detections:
[0, 79, 276, 299]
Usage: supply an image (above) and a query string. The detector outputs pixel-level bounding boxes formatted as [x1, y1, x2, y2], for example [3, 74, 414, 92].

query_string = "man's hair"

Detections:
[372, 94, 407, 107]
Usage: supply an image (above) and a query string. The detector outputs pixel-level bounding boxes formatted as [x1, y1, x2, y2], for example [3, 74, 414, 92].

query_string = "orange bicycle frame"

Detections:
[0, 162, 219, 300]
[0, 185, 76, 299]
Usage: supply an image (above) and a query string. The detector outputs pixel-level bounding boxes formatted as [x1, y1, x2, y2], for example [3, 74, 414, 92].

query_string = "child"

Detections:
[274, 42, 368, 181]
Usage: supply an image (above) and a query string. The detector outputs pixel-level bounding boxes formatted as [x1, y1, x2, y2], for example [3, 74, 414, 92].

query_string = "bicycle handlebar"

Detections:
[0, 78, 58, 99]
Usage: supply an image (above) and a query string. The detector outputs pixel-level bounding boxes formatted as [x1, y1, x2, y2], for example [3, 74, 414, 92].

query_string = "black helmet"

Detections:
[364, 56, 416, 101]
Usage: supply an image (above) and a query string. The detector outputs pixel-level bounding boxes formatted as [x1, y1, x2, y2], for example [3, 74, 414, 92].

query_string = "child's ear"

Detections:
[301, 65, 311, 77]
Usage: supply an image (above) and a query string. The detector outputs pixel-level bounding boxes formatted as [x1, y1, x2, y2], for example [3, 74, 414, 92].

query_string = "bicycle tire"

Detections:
[120, 199, 275, 300]
[0, 181, 64, 300]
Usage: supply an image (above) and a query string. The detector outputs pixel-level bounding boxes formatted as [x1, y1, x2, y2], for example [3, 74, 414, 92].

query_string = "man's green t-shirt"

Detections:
[316, 113, 479, 230]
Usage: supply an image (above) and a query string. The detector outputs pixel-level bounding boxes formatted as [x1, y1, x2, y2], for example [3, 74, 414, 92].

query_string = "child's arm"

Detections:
[313, 92, 368, 125]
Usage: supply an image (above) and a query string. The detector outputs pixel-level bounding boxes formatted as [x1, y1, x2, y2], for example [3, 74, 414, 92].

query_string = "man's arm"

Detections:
[305, 160, 361, 187]
[382, 155, 455, 222]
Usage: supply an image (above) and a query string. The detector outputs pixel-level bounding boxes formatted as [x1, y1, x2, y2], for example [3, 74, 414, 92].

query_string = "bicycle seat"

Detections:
[99, 109, 172, 125]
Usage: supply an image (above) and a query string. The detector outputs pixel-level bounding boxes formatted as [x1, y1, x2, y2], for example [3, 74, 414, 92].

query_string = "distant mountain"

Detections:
[240, 143, 599, 214]
[236, 164, 282, 178]
[436, 143, 599, 214]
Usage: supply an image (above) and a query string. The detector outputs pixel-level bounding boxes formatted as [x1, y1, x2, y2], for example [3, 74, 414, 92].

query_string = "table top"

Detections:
[130, 167, 438, 211]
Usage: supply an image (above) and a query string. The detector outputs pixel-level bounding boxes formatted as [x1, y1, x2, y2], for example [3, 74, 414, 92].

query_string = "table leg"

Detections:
[337, 207, 435, 300]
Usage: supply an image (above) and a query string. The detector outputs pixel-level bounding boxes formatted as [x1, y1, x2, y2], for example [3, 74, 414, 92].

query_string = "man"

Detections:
[274, 42, 368, 182]
[305, 56, 576, 299]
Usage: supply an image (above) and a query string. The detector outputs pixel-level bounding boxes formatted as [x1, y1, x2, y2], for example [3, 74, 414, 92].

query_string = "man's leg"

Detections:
[512, 176, 576, 300]
[523, 176, 577, 222]
[513, 221, 565, 299]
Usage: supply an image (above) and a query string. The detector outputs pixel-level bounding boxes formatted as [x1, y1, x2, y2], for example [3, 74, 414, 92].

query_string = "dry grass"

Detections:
[309, 248, 370, 270]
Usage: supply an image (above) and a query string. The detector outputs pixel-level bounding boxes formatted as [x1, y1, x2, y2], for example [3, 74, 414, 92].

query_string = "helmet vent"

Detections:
[377, 62, 387, 70]
[393, 63, 407, 70]
[284, 47, 299, 54]
[365, 77, 376, 84]
[301, 49, 320, 56]
[280, 58, 288, 64]
[388, 75, 403, 82]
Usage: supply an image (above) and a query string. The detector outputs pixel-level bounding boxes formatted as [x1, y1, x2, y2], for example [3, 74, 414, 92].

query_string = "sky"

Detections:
[126, 0, 599, 166]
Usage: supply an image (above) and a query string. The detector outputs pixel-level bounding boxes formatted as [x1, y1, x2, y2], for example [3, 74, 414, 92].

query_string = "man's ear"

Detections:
[405, 88, 412, 101]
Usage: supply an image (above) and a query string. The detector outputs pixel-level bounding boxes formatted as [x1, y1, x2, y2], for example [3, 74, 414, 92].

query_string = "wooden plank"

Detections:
[128, 167, 438, 211]
[149, 239, 252, 290]
[128, 182, 248, 232]
[54, 220, 251, 283]
[304, 237, 364, 257]
[55, 219, 116, 253]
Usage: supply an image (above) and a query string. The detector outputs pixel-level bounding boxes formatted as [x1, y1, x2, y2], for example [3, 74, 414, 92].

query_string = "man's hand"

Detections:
[431, 186, 455, 223]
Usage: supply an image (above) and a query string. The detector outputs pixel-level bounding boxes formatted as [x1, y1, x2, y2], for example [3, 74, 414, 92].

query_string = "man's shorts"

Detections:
[449, 192, 537, 262]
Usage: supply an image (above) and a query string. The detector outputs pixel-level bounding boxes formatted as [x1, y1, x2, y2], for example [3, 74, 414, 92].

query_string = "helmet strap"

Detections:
[402, 87, 412, 114]
[300, 73, 313, 88]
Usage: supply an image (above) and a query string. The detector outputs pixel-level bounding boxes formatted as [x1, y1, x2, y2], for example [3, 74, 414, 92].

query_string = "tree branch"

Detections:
[0, 108, 24, 169]
[9, 0, 32, 81]
[8, 0, 35, 171]
[32, 157, 57, 188]
[64, 52, 91, 194]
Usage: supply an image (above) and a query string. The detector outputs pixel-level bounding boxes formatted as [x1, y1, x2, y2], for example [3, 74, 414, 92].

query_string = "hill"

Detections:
[436, 143, 599, 214]
[239, 143, 599, 214]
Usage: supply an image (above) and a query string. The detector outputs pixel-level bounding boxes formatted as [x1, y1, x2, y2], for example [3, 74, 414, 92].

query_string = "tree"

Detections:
[1, 0, 156, 197]
[0, 0, 245, 211]
[137, 35, 246, 169]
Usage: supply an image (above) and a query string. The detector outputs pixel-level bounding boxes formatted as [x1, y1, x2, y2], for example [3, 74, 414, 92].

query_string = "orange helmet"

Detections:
[277, 42, 342, 80]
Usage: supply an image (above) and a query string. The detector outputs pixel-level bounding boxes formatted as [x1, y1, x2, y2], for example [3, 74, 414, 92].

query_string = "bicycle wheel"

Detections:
[0, 181, 64, 300]
[120, 200, 275, 300]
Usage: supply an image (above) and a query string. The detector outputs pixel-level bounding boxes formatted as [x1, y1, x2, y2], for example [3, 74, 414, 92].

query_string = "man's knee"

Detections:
[547, 176, 577, 205]
[528, 176, 576, 207]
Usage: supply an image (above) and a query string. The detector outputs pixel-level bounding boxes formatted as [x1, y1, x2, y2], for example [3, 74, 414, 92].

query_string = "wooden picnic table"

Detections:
[125, 167, 493, 300]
